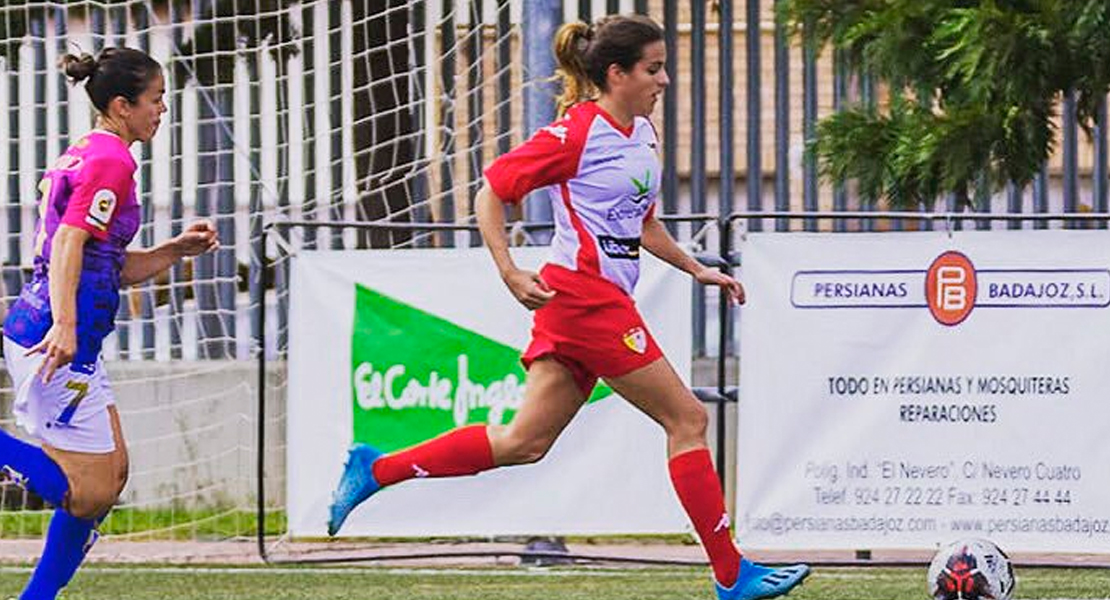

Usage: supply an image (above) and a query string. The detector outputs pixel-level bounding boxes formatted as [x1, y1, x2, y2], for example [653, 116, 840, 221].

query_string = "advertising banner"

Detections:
[736, 231, 1110, 552]
[287, 248, 691, 537]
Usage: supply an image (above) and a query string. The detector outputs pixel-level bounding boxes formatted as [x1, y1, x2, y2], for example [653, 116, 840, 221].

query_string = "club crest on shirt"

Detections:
[622, 327, 647, 354]
[86, 188, 116, 231]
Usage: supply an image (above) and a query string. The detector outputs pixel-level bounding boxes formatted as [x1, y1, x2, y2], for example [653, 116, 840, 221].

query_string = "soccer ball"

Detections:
[927, 538, 1015, 600]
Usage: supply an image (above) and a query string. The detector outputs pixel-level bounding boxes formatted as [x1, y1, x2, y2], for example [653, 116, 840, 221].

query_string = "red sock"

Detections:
[372, 425, 495, 487]
[669, 448, 741, 588]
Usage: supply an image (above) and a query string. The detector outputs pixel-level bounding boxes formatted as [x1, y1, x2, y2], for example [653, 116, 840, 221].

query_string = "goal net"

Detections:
[0, 0, 530, 562]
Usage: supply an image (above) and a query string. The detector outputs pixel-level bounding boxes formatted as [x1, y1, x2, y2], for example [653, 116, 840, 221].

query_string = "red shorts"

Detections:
[521, 264, 664, 396]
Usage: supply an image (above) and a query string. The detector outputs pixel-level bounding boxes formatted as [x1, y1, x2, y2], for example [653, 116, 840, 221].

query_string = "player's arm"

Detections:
[28, 154, 131, 381]
[480, 119, 581, 311]
[641, 213, 745, 305]
[26, 224, 87, 382]
[476, 183, 554, 310]
[121, 220, 219, 286]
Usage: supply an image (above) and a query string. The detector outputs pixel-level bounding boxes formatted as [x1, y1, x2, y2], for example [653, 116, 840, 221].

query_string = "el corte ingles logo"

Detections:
[350, 284, 611, 451]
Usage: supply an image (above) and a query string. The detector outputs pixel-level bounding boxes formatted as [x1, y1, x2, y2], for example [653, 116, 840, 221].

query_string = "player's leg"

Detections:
[21, 407, 126, 600]
[0, 338, 71, 507]
[328, 357, 588, 535]
[0, 430, 69, 507]
[605, 358, 808, 600]
[7, 345, 128, 600]
[43, 405, 130, 520]
[385, 356, 588, 474]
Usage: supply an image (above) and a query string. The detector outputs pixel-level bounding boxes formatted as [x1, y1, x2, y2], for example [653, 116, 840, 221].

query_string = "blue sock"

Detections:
[20, 510, 101, 600]
[0, 429, 69, 506]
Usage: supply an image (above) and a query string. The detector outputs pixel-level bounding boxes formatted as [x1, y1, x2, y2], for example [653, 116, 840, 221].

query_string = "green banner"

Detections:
[351, 284, 611, 451]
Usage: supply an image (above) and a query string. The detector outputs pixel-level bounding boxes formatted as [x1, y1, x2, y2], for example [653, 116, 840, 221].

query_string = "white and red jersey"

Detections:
[484, 101, 661, 295]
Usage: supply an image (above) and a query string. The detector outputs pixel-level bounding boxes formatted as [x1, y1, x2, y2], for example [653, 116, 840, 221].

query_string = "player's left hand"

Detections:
[174, 220, 220, 258]
[695, 268, 745, 305]
[26, 322, 77, 383]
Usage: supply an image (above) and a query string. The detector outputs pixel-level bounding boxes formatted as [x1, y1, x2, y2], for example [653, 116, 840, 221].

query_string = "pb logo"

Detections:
[926, 251, 977, 326]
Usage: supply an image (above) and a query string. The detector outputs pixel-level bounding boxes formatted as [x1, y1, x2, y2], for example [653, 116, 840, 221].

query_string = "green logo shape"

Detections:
[351, 284, 612, 452]
[631, 170, 652, 197]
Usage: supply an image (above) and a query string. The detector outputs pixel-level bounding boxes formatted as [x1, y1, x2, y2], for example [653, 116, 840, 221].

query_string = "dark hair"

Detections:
[553, 15, 664, 116]
[60, 47, 162, 113]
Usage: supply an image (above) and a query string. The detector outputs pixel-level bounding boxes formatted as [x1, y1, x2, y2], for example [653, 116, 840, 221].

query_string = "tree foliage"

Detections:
[783, 0, 1110, 208]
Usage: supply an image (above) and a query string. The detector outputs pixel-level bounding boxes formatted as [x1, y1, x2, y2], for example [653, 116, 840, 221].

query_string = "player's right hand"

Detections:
[503, 268, 556, 311]
[26, 322, 77, 383]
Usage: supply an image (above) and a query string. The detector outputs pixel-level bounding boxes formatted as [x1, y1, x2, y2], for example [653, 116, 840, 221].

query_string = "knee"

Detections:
[66, 463, 128, 520]
[67, 488, 118, 520]
[513, 438, 553, 465]
[491, 428, 554, 466]
[666, 399, 709, 444]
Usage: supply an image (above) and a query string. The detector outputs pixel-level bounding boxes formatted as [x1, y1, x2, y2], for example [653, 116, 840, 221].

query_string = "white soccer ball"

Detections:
[927, 538, 1015, 600]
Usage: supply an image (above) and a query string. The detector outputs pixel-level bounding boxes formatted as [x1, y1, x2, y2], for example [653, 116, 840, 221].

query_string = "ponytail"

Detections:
[553, 21, 597, 117]
[61, 53, 98, 82]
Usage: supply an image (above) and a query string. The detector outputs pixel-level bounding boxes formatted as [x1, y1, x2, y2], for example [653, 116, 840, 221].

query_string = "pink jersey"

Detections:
[4, 130, 140, 366]
[484, 101, 661, 295]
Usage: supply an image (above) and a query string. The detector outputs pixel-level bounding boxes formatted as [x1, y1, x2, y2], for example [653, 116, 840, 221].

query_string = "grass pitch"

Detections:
[0, 565, 1108, 600]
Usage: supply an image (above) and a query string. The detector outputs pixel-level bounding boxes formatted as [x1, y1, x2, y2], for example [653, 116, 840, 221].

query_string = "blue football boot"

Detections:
[327, 444, 384, 536]
[715, 558, 811, 600]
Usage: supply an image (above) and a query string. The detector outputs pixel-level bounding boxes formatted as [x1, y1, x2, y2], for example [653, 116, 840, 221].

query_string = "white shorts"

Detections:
[3, 336, 116, 453]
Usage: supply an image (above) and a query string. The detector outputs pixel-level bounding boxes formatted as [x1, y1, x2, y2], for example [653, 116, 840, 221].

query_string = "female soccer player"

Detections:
[0, 48, 218, 600]
[329, 15, 809, 600]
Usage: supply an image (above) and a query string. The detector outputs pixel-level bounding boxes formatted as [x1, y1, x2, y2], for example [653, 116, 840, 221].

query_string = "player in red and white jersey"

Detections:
[328, 15, 808, 600]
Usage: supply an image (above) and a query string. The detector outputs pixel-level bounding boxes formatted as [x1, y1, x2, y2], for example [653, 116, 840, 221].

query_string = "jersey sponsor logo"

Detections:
[622, 327, 647, 354]
[86, 188, 117, 231]
[606, 204, 651, 221]
[630, 170, 653, 203]
[540, 124, 568, 144]
[597, 235, 640, 260]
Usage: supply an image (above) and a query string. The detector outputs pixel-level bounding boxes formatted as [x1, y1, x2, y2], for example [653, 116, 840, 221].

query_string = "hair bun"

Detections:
[61, 53, 97, 83]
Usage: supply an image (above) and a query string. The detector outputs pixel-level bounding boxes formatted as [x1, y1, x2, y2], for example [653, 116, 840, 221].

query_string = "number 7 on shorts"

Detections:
[57, 380, 89, 426]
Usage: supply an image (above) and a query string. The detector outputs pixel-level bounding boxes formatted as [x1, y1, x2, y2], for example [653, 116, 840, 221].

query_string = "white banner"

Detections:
[287, 248, 691, 537]
[736, 231, 1110, 552]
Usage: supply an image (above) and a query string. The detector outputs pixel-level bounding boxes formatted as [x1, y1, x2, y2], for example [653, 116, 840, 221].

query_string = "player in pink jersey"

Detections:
[0, 48, 217, 600]
[329, 15, 808, 600]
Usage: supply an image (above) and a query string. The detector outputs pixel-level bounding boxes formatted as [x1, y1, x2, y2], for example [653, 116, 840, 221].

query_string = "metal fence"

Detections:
[0, 1, 1107, 363]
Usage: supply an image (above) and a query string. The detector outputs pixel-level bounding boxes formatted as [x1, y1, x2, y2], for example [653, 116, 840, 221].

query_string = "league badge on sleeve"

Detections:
[86, 188, 116, 231]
